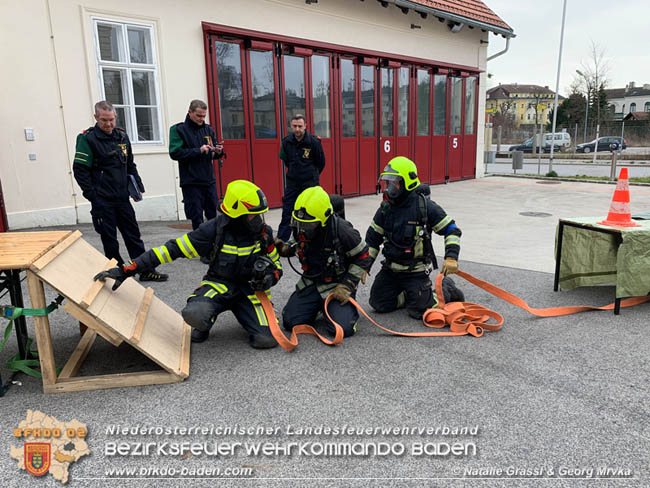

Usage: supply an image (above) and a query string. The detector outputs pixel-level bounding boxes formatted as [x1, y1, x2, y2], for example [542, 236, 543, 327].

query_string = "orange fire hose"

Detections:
[257, 270, 650, 351]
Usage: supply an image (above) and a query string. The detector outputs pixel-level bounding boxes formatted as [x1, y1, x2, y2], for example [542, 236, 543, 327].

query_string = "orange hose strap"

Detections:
[256, 270, 650, 351]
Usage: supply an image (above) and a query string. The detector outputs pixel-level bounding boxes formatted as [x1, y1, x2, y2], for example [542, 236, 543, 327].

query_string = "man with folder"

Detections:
[73, 100, 167, 282]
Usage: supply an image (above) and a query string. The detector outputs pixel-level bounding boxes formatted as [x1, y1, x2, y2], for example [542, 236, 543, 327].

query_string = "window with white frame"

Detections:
[92, 18, 162, 143]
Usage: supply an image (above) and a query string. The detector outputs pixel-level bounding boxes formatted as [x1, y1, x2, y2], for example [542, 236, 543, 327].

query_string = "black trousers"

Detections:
[182, 184, 218, 230]
[91, 198, 146, 267]
[282, 283, 358, 337]
[277, 182, 316, 241]
[181, 279, 275, 347]
[369, 268, 435, 319]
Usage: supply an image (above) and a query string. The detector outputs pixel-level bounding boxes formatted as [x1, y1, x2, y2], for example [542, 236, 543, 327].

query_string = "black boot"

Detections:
[249, 334, 277, 349]
[442, 276, 465, 303]
[191, 329, 209, 343]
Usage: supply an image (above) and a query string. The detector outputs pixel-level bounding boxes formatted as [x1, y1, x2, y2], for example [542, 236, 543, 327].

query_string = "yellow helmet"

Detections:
[380, 156, 420, 192]
[292, 186, 333, 227]
[220, 180, 268, 219]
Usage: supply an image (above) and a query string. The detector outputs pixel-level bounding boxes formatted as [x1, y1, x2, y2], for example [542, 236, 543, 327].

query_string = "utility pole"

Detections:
[549, 0, 568, 173]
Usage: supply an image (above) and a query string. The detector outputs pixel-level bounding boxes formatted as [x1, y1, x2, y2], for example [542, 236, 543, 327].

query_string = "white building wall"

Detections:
[609, 96, 650, 115]
[1, 0, 488, 229]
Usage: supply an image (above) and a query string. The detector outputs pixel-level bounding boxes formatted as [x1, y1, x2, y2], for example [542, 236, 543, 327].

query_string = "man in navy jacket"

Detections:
[169, 100, 224, 232]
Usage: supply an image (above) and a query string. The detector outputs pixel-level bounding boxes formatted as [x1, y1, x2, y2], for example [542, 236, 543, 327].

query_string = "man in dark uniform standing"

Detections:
[276, 114, 325, 242]
[73, 100, 167, 282]
[169, 99, 224, 233]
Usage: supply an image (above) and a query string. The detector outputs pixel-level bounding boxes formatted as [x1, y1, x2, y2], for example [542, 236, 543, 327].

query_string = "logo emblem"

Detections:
[302, 148, 311, 159]
[25, 443, 50, 476]
[118, 143, 128, 157]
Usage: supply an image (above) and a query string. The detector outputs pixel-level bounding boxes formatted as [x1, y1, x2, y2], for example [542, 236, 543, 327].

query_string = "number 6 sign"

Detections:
[383, 140, 391, 153]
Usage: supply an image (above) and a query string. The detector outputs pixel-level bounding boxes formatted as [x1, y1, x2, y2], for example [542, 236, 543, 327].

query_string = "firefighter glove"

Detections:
[274, 238, 295, 257]
[332, 284, 352, 304]
[93, 262, 138, 291]
[442, 257, 459, 276]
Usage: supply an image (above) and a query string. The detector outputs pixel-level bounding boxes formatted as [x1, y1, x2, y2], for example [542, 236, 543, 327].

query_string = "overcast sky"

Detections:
[485, 0, 649, 95]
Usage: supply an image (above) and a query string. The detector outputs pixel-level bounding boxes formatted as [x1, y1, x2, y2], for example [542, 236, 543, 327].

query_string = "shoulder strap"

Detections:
[209, 214, 228, 261]
[418, 192, 429, 230]
[331, 216, 345, 257]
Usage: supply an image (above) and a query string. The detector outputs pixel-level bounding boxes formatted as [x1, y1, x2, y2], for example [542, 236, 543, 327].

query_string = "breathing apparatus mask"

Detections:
[379, 174, 404, 202]
[240, 213, 265, 234]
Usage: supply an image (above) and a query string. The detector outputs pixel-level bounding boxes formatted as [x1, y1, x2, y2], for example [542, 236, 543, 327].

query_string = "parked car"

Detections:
[576, 137, 627, 153]
[545, 132, 572, 150]
[509, 140, 562, 153]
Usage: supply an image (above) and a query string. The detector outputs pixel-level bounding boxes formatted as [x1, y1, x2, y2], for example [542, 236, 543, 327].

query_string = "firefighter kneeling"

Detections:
[94, 180, 282, 349]
[276, 186, 372, 337]
[365, 156, 465, 318]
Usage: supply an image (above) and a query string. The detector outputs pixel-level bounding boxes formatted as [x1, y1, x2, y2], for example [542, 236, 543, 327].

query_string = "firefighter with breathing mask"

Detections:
[94, 180, 283, 349]
[365, 156, 465, 318]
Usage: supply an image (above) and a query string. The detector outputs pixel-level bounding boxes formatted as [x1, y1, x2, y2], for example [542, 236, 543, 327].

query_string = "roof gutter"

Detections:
[487, 37, 510, 61]
[388, 0, 515, 38]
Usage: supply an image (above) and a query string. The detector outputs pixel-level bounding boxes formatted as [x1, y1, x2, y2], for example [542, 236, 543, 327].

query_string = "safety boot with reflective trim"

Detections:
[139, 270, 169, 282]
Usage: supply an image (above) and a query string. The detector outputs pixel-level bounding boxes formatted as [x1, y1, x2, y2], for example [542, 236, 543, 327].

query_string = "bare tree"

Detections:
[575, 41, 611, 126]
[527, 86, 552, 126]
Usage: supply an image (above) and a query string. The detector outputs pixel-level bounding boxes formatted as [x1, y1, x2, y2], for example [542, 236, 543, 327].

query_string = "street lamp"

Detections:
[576, 69, 590, 143]
[549, 0, 568, 172]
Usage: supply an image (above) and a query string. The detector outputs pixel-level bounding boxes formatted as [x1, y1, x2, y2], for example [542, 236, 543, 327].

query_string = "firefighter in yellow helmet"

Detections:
[278, 186, 372, 337]
[94, 180, 283, 349]
[365, 157, 464, 319]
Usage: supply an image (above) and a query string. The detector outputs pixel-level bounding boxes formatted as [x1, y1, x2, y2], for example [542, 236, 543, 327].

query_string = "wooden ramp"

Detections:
[23, 230, 190, 394]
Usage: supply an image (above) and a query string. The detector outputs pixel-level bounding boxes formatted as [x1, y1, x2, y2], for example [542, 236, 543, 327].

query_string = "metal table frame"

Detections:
[0, 269, 34, 395]
[554, 219, 623, 315]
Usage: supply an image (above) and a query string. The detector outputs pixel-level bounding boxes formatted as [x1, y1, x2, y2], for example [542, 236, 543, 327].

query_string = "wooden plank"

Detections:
[90, 282, 183, 375]
[30, 230, 82, 272]
[36, 238, 110, 304]
[0, 231, 73, 270]
[178, 322, 191, 379]
[129, 294, 184, 375]
[63, 302, 123, 347]
[131, 287, 154, 343]
[80, 259, 118, 309]
[44, 370, 182, 394]
[25, 271, 57, 387]
[58, 329, 97, 379]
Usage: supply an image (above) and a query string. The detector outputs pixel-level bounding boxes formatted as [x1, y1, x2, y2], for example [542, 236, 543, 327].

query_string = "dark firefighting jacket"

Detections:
[279, 130, 325, 188]
[365, 190, 461, 273]
[169, 115, 219, 187]
[130, 214, 283, 286]
[294, 216, 372, 297]
[73, 125, 144, 202]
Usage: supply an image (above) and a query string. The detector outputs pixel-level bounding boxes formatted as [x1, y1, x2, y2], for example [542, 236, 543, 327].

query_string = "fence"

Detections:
[493, 119, 650, 147]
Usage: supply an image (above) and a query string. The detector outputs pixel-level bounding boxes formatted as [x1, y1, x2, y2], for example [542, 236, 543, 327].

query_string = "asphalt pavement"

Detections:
[2, 177, 649, 487]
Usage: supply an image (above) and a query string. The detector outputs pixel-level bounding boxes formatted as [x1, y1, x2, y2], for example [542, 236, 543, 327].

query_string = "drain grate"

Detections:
[536, 180, 561, 185]
[519, 212, 553, 217]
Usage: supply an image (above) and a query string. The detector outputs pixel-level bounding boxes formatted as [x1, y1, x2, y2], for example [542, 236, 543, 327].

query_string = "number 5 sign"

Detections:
[451, 137, 459, 149]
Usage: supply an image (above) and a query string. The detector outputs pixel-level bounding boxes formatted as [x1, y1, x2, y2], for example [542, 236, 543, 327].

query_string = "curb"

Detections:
[484, 173, 650, 187]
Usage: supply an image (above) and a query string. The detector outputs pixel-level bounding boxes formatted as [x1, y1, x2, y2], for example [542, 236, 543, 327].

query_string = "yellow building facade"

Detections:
[486, 84, 561, 127]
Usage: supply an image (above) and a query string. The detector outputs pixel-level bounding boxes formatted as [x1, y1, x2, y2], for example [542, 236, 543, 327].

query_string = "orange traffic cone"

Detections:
[598, 168, 640, 227]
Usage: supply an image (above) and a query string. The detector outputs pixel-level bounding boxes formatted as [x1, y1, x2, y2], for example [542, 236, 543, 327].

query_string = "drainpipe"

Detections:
[46, 0, 79, 223]
[487, 37, 510, 62]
